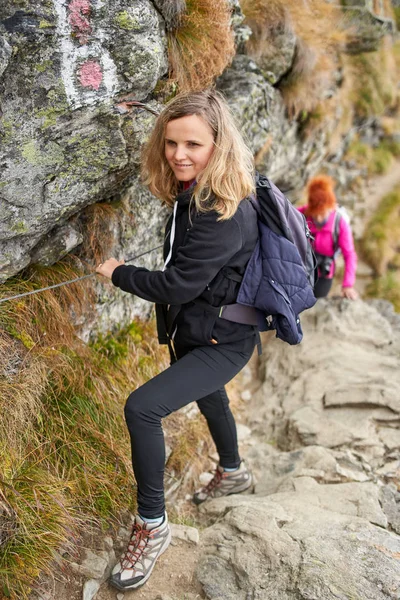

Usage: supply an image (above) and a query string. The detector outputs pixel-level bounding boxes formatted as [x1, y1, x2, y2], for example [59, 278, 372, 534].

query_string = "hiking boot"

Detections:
[109, 512, 171, 591]
[193, 461, 253, 505]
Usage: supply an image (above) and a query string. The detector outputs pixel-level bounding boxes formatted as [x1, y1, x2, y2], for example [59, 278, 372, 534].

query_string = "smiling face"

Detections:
[164, 114, 215, 183]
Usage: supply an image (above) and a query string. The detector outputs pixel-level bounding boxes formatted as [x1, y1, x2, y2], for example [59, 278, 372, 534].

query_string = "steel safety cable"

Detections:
[0, 244, 164, 305]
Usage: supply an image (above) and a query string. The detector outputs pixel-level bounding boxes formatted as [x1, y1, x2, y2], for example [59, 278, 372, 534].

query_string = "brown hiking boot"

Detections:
[193, 461, 253, 505]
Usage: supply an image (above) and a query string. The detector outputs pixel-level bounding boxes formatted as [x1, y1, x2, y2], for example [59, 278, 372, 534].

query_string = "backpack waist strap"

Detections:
[219, 303, 259, 326]
[192, 298, 259, 326]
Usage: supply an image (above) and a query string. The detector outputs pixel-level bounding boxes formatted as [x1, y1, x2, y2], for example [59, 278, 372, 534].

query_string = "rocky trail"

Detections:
[32, 298, 400, 600]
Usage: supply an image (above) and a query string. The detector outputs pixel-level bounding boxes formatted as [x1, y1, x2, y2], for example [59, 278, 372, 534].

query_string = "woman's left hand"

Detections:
[96, 258, 125, 279]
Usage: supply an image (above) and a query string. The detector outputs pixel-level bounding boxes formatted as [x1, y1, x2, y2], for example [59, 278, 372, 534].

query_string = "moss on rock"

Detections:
[114, 10, 140, 30]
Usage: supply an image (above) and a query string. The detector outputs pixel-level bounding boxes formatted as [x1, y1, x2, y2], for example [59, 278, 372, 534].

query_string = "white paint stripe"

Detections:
[53, 0, 119, 108]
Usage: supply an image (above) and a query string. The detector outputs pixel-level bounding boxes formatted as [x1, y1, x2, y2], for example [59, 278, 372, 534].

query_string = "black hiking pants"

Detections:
[124, 335, 257, 519]
[314, 276, 333, 298]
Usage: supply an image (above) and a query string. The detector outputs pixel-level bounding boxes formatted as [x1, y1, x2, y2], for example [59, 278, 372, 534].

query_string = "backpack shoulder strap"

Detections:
[255, 172, 293, 240]
[333, 211, 341, 254]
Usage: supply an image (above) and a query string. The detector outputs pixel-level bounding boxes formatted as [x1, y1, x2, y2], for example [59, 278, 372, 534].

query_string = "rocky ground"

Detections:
[198, 299, 400, 600]
[31, 298, 400, 600]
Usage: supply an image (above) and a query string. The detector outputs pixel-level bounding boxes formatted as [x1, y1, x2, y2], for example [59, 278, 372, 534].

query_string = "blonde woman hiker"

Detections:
[96, 90, 258, 591]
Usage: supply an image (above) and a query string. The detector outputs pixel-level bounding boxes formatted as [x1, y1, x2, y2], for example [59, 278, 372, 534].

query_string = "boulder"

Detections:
[341, 3, 395, 53]
[0, 0, 167, 281]
[198, 491, 400, 599]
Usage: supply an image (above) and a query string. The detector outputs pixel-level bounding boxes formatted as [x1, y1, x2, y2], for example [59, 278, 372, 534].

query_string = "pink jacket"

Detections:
[297, 206, 357, 287]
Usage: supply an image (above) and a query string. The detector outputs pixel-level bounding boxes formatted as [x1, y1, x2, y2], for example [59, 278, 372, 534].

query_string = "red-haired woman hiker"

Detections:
[297, 175, 358, 300]
[96, 90, 257, 591]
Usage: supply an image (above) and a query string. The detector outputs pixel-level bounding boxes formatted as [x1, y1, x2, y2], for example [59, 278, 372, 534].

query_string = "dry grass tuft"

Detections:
[0, 252, 219, 598]
[279, 46, 337, 119]
[379, 0, 395, 18]
[301, 36, 400, 144]
[166, 412, 209, 475]
[168, 0, 235, 91]
[242, 0, 291, 62]
[242, 0, 345, 117]
[0, 335, 47, 452]
[78, 202, 119, 265]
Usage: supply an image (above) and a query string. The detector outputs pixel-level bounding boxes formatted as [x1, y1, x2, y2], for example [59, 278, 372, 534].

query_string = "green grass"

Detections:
[345, 138, 399, 176]
[379, 137, 400, 158]
[364, 271, 400, 312]
[0, 260, 170, 598]
[368, 146, 394, 175]
[361, 187, 400, 278]
[394, 7, 400, 30]
[0, 255, 214, 598]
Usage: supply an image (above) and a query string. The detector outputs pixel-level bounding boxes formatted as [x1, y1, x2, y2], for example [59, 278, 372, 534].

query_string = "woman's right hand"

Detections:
[96, 258, 125, 280]
[341, 286, 358, 300]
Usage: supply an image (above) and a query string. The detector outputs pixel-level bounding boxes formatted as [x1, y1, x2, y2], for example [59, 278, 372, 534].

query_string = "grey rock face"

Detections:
[199, 492, 400, 600]
[0, 0, 167, 281]
[152, 0, 186, 31]
[75, 178, 169, 341]
[217, 55, 329, 192]
[245, 15, 296, 84]
[82, 579, 100, 600]
[228, 0, 252, 49]
[30, 223, 83, 266]
[217, 55, 275, 157]
[256, 23, 296, 84]
[70, 548, 108, 579]
[252, 300, 399, 460]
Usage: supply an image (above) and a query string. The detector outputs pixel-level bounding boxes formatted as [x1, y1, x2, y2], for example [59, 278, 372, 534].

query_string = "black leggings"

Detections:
[124, 336, 256, 519]
[314, 276, 333, 298]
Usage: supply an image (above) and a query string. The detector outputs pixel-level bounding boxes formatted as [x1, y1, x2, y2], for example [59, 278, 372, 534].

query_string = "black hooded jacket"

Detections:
[111, 187, 258, 348]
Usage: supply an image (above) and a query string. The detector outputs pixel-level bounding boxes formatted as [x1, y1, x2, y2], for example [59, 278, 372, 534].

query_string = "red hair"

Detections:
[306, 175, 337, 219]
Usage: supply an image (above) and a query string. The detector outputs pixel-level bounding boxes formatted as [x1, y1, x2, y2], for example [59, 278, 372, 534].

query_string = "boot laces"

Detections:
[121, 522, 154, 569]
[204, 468, 225, 493]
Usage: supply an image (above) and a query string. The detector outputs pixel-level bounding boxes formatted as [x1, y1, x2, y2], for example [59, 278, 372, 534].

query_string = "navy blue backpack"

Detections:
[220, 173, 317, 345]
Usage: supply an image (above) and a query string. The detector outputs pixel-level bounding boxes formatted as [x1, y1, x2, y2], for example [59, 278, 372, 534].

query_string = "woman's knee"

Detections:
[124, 389, 148, 426]
[124, 387, 167, 427]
